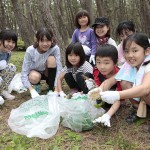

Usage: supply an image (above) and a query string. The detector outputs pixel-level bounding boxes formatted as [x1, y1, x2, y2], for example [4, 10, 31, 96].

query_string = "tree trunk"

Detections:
[11, 0, 35, 47]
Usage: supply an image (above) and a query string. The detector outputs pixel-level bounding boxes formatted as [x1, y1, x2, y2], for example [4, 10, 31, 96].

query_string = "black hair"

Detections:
[116, 20, 135, 36]
[95, 44, 118, 64]
[0, 29, 18, 48]
[123, 32, 150, 51]
[75, 10, 90, 28]
[66, 42, 86, 68]
[33, 27, 56, 48]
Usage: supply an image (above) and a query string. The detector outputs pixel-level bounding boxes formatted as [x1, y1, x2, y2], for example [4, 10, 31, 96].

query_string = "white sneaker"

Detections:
[1, 90, 15, 100]
[0, 96, 4, 105]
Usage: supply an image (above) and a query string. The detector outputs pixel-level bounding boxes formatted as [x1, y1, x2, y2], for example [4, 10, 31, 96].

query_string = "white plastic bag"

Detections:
[57, 95, 105, 132]
[8, 95, 60, 139]
[8, 73, 27, 93]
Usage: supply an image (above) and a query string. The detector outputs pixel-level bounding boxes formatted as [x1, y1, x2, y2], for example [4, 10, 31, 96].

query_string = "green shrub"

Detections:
[17, 39, 26, 51]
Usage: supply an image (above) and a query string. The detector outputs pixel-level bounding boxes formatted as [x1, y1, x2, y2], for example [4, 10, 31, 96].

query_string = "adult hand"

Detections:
[93, 113, 111, 127]
[85, 78, 95, 90]
[30, 89, 40, 98]
[88, 87, 102, 100]
[59, 91, 66, 98]
[89, 55, 95, 65]
[100, 91, 120, 104]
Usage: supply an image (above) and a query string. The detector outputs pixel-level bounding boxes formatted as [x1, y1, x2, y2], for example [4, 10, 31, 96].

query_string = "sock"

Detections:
[47, 68, 56, 91]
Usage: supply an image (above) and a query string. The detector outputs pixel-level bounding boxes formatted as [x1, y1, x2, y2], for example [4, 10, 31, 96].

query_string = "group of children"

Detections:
[0, 9, 150, 132]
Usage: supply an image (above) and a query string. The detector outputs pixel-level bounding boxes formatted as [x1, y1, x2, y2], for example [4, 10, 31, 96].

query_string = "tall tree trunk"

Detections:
[95, 0, 105, 16]
[37, 0, 65, 64]
[11, 0, 35, 47]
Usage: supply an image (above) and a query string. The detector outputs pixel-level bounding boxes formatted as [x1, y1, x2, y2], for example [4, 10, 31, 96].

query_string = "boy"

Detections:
[87, 44, 122, 127]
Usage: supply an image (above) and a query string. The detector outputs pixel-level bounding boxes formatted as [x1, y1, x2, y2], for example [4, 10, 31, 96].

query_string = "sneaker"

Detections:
[1, 90, 15, 100]
[0, 96, 4, 105]
[34, 84, 41, 94]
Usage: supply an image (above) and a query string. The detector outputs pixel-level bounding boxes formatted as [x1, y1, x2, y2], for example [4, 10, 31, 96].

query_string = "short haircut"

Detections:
[116, 20, 135, 36]
[95, 44, 118, 64]
[0, 29, 18, 48]
[123, 32, 150, 51]
[33, 27, 56, 48]
[75, 10, 90, 28]
[66, 42, 86, 68]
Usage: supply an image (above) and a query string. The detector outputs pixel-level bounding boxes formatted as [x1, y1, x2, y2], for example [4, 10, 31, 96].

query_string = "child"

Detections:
[57, 42, 93, 97]
[88, 44, 121, 127]
[116, 20, 135, 66]
[90, 33, 150, 128]
[21, 27, 62, 98]
[0, 29, 18, 104]
[71, 10, 97, 65]
[92, 17, 117, 48]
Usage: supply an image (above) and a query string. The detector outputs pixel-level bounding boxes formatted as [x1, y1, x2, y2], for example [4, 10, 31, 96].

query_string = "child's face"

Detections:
[0, 39, 16, 52]
[78, 16, 88, 27]
[120, 29, 134, 41]
[95, 25, 109, 38]
[38, 35, 52, 52]
[68, 52, 80, 66]
[124, 41, 149, 68]
[96, 56, 115, 77]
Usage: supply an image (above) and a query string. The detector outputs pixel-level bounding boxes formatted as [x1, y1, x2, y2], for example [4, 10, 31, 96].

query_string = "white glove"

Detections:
[93, 113, 111, 127]
[0, 96, 4, 105]
[30, 89, 40, 98]
[85, 78, 95, 90]
[100, 91, 120, 104]
[89, 55, 95, 65]
[59, 91, 66, 97]
[0, 60, 7, 70]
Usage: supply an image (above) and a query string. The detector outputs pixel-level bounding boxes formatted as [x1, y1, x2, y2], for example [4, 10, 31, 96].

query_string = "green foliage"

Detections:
[10, 51, 25, 72]
[17, 39, 26, 51]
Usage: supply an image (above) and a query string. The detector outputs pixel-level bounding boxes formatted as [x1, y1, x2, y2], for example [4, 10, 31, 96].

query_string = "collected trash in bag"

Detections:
[57, 94, 105, 132]
[8, 73, 27, 93]
[8, 95, 60, 139]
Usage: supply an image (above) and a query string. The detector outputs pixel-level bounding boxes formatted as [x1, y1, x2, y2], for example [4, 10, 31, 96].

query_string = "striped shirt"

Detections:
[21, 45, 62, 88]
[61, 61, 93, 81]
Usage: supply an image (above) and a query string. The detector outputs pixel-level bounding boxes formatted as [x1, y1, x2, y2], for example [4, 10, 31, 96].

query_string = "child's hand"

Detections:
[93, 113, 111, 127]
[85, 78, 95, 90]
[30, 89, 40, 98]
[0, 60, 7, 70]
[88, 87, 102, 100]
[100, 91, 120, 104]
[59, 91, 66, 98]
[89, 55, 95, 65]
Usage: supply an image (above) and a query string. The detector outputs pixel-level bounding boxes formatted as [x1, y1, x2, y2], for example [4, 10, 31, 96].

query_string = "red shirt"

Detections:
[93, 66, 121, 91]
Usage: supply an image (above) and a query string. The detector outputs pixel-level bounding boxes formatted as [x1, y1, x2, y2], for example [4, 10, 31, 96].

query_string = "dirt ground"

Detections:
[0, 84, 150, 150]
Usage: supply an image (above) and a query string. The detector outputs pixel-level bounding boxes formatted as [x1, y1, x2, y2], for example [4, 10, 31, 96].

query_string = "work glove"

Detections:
[59, 91, 66, 98]
[0, 96, 4, 105]
[85, 78, 95, 90]
[93, 113, 111, 127]
[89, 55, 95, 65]
[100, 91, 120, 104]
[88, 87, 102, 100]
[30, 89, 40, 98]
[0, 60, 7, 70]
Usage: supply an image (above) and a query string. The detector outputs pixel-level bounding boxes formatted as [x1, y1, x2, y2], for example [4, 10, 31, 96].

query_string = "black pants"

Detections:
[64, 72, 90, 94]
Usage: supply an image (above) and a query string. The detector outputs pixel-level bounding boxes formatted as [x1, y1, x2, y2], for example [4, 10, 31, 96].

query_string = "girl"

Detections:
[92, 17, 117, 48]
[57, 42, 93, 97]
[0, 29, 18, 105]
[90, 33, 150, 128]
[71, 10, 97, 65]
[21, 27, 62, 98]
[116, 20, 136, 66]
[88, 44, 121, 127]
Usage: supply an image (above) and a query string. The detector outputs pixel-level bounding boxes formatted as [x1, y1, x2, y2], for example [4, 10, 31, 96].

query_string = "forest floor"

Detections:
[0, 51, 150, 150]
